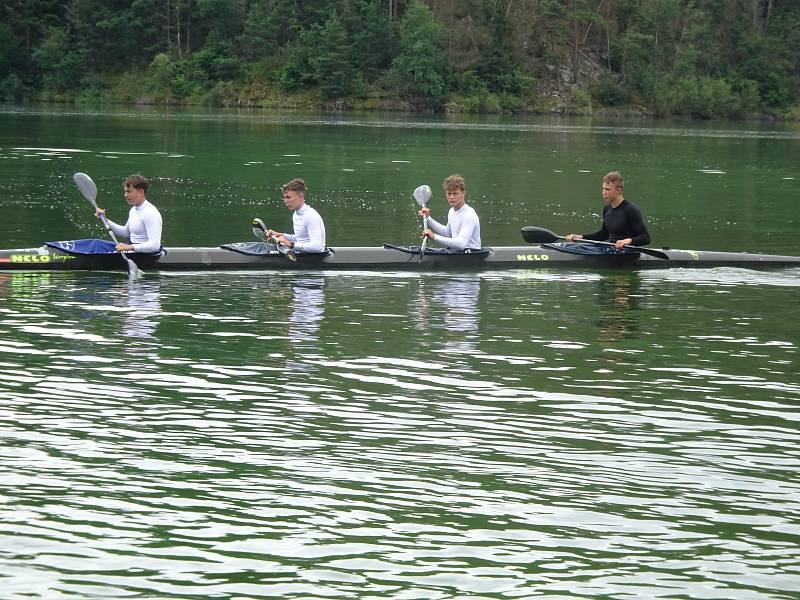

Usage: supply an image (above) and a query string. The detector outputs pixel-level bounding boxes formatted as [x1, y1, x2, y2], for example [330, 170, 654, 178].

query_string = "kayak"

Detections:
[1, 241, 799, 272]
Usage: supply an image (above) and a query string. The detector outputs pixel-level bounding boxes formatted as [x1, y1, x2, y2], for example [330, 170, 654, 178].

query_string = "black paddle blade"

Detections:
[521, 226, 560, 244]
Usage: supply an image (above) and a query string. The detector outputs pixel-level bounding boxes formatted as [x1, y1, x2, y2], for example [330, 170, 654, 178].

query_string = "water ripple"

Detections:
[1, 271, 799, 598]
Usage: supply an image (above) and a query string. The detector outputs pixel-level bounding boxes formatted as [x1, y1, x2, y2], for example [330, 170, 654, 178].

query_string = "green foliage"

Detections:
[147, 53, 195, 100]
[590, 76, 629, 107]
[238, 0, 291, 60]
[341, 0, 394, 81]
[280, 11, 359, 99]
[0, 73, 26, 102]
[653, 75, 756, 119]
[191, 42, 242, 82]
[0, 23, 21, 79]
[314, 12, 359, 99]
[385, 0, 448, 103]
[32, 26, 85, 92]
[0, 0, 797, 115]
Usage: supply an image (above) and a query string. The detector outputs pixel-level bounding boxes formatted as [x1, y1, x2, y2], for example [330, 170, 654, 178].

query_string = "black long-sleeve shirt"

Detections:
[583, 199, 651, 246]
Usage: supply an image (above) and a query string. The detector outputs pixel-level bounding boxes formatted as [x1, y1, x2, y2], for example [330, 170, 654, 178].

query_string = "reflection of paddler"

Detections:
[287, 276, 325, 342]
[121, 279, 162, 339]
[430, 276, 480, 351]
[596, 274, 639, 342]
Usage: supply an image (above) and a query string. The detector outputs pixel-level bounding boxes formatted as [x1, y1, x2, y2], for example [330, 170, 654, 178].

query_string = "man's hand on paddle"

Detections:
[267, 229, 293, 248]
[615, 237, 633, 250]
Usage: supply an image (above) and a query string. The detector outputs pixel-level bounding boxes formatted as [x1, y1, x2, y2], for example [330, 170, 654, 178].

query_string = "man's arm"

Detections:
[293, 211, 325, 253]
[97, 208, 130, 241]
[426, 216, 447, 237]
[132, 208, 163, 253]
[429, 209, 479, 250]
[625, 203, 651, 246]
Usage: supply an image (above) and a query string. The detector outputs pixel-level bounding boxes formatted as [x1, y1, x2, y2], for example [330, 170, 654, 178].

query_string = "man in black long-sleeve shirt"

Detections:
[565, 171, 651, 250]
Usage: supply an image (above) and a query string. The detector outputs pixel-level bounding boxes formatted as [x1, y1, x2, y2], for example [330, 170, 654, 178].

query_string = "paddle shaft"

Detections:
[412, 185, 432, 262]
[569, 236, 668, 260]
[419, 206, 429, 262]
[520, 226, 668, 260]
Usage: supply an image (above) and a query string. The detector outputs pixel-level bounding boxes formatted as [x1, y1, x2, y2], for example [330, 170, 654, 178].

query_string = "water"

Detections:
[1, 106, 800, 599]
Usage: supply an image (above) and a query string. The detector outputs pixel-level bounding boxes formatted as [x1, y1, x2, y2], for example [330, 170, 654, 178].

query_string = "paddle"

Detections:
[252, 218, 296, 261]
[73, 172, 143, 279]
[520, 226, 669, 260]
[413, 184, 432, 262]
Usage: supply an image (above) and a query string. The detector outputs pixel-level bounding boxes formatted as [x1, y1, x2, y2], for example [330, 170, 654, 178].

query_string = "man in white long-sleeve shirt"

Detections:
[268, 178, 326, 253]
[95, 174, 162, 253]
[419, 174, 481, 250]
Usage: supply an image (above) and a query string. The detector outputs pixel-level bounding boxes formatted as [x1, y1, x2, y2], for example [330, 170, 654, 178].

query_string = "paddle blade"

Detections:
[413, 184, 432, 207]
[252, 218, 267, 241]
[73, 172, 98, 208]
[125, 256, 143, 280]
[521, 226, 560, 244]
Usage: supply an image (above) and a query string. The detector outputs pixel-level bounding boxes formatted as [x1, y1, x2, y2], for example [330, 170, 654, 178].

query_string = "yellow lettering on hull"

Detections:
[516, 254, 550, 262]
[11, 254, 51, 263]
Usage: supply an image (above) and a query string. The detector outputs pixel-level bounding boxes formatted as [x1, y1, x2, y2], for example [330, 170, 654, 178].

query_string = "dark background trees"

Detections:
[1, 0, 798, 118]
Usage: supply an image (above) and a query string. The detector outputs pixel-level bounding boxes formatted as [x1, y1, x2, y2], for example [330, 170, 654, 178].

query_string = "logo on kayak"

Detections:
[516, 254, 550, 262]
[4, 253, 76, 264]
[9, 254, 51, 263]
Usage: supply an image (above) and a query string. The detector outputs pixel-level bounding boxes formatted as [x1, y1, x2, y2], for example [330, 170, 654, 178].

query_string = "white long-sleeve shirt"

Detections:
[107, 199, 162, 253]
[427, 203, 481, 250]
[285, 204, 326, 253]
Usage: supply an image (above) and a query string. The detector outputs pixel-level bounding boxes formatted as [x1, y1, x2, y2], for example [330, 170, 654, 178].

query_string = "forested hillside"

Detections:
[1, 0, 798, 118]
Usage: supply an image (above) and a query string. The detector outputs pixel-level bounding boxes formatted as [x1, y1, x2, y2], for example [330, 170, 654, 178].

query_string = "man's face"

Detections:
[602, 181, 621, 204]
[123, 184, 146, 206]
[283, 189, 304, 211]
[445, 187, 465, 209]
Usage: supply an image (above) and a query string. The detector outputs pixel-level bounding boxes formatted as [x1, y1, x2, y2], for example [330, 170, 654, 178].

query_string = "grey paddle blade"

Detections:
[126, 258, 143, 280]
[252, 218, 267, 241]
[413, 184, 432, 207]
[73, 172, 98, 208]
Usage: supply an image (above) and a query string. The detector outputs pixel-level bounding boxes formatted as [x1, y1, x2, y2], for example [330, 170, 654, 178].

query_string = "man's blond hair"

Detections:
[442, 174, 465, 192]
[282, 178, 305, 194]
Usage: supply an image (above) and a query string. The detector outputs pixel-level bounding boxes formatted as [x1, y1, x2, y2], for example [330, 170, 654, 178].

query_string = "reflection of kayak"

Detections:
[2, 240, 800, 272]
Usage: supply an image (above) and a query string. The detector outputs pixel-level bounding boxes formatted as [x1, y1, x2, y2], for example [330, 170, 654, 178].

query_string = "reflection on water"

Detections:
[120, 279, 162, 339]
[3, 106, 799, 140]
[288, 276, 325, 342]
[427, 275, 480, 353]
[595, 273, 640, 342]
[1, 270, 799, 599]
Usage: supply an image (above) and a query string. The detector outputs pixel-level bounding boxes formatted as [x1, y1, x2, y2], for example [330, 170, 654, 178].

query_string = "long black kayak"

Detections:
[2, 242, 800, 272]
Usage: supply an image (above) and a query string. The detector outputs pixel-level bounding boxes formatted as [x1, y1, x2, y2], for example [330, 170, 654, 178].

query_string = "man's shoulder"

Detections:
[462, 203, 479, 217]
[620, 199, 642, 213]
[303, 204, 323, 219]
[140, 199, 161, 214]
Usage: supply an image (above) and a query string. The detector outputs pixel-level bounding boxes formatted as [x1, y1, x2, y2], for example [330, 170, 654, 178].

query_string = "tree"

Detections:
[386, 0, 448, 103]
[342, 0, 394, 81]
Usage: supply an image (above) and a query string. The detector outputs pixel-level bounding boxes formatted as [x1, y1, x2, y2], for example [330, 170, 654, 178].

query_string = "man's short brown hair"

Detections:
[124, 174, 148, 194]
[442, 174, 465, 192]
[282, 178, 305, 194]
[603, 171, 624, 190]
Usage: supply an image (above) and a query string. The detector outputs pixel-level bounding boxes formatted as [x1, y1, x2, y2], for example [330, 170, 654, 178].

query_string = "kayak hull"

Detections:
[1, 244, 799, 272]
